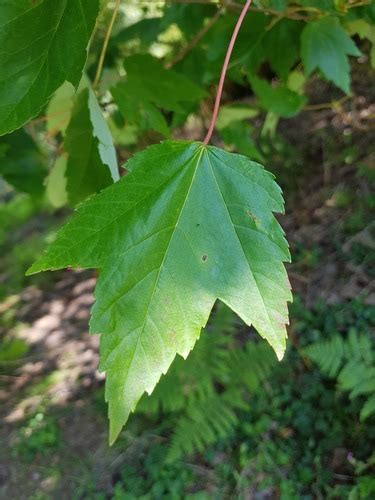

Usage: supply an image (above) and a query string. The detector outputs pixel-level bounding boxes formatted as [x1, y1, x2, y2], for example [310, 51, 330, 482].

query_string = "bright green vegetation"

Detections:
[13, 410, 61, 464]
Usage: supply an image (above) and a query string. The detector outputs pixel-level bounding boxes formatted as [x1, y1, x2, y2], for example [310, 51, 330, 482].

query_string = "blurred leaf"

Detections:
[46, 156, 68, 209]
[219, 122, 264, 162]
[122, 55, 205, 111]
[347, 19, 375, 68]
[163, 3, 217, 37]
[0, 339, 28, 364]
[0, 0, 99, 136]
[0, 129, 47, 196]
[287, 71, 306, 94]
[301, 17, 361, 93]
[46, 82, 76, 137]
[108, 119, 139, 147]
[216, 105, 258, 130]
[258, 0, 288, 11]
[111, 55, 205, 135]
[298, 0, 336, 11]
[261, 112, 279, 138]
[249, 76, 307, 117]
[361, 395, 375, 421]
[263, 19, 303, 79]
[232, 12, 269, 72]
[114, 18, 164, 47]
[64, 88, 119, 205]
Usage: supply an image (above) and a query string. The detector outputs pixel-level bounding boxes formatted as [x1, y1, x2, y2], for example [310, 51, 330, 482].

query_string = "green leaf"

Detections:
[163, 3, 217, 37]
[0, 0, 99, 136]
[216, 105, 259, 130]
[0, 129, 47, 196]
[0, 339, 28, 364]
[230, 12, 269, 73]
[111, 55, 205, 135]
[347, 19, 375, 69]
[257, 0, 288, 12]
[287, 71, 306, 94]
[301, 17, 361, 93]
[46, 82, 76, 137]
[219, 122, 264, 162]
[64, 88, 119, 205]
[249, 76, 307, 117]
[114, 18, 164, 47]
[28, 140, 291, 443]
[360, 394, 375, 421]
[263, 19, 303, 79]
[45, 156, 68, 209]
[298, 0, 336, 12]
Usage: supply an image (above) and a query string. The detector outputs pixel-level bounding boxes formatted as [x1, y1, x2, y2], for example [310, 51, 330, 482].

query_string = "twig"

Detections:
[166, 7, 223, 69]
[93, 0, 121, 89]
[203, 0, 252, 144]
[303, 95, 351, 111]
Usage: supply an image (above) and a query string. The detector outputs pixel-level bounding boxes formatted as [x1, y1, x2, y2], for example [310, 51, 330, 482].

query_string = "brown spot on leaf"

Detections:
[246, 210, 260, 225]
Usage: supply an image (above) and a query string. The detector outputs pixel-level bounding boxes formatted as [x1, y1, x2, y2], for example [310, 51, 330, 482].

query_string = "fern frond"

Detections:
[166, 390, 242, 462]
[345, 328, 373, 364]
[360, 395, 375, 421]
[305, 330, 375, 422]
[338, 361, 375, 397]
[228, 341, 277, 390]
[304, 335, 345, 377]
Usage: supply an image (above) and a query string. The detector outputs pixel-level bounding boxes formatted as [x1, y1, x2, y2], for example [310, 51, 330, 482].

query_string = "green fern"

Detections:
[166, 390, 243, 462]
[304, 329, 375, 421]
[228, 341, 276, 391]
[137, 303, 278, 459]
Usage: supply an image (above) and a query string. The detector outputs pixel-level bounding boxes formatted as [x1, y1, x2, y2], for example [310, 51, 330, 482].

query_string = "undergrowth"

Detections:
[92, 298, 375, 499]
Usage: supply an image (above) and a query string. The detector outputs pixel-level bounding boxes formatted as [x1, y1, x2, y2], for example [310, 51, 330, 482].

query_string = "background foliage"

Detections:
[0, 0, 374, 498]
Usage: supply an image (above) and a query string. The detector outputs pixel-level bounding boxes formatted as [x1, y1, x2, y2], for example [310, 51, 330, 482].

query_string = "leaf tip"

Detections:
[25, 262, 40, 276]
[109, 419, 123, 446]
[275, 348, 285, 361]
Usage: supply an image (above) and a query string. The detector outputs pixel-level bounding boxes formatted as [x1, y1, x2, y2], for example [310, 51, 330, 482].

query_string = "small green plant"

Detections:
[304, 328, 375, 421]
[13, 411, 61, 463]
[112, 443, 199, 499]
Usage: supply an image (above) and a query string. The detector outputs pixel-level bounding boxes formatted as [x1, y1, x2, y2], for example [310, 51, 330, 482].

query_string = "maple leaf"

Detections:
[28, 141, 291, 443]
[301, 17, 361, 93]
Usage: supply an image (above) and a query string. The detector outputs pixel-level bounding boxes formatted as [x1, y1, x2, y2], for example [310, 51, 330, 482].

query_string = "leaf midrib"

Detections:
[104, 146, 205, 401]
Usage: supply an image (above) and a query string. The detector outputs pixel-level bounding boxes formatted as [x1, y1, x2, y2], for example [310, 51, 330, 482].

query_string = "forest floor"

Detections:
[0, 63, 374, 499]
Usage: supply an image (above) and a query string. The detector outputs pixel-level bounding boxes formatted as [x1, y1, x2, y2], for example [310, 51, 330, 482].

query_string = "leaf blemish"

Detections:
[246, 210, 260, 225]
[202, 254, 208, 262]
